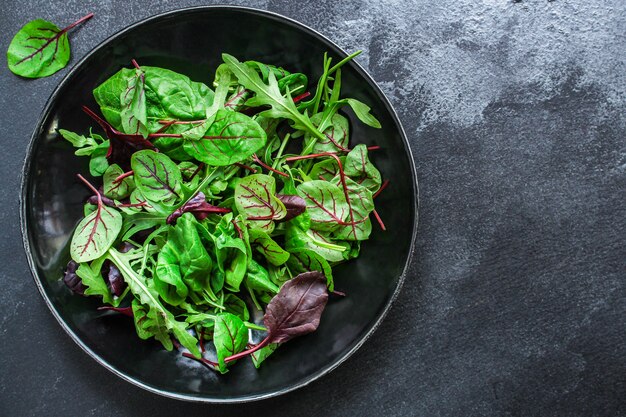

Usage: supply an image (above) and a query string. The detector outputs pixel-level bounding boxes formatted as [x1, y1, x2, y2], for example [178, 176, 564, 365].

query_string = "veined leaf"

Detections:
[120, 66, 149, 138]
[343, 144, 382, 193]
[331, 177, 374, 241]
[263, 271, 329, 344]
[249, 229, 290, 266]
[286, 248, 334, 290]
[103, 164, 134, 200]
[251, 343, 279, 368]
[296, 180, 348, 232]
[131, 150, 182, 203]
[213, 312, 249, 372]
[304, 113, 349, 153]
[234, 174, 286, 233]
[7, 14, 93, 78]
[70, 203, 122, 263]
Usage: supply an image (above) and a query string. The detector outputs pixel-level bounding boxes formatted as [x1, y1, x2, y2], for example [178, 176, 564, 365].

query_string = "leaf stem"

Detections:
[223, 335, 270, 363]
[62, 13, 94, 32]
[113, 170, 134, 184]
[373, 179, 389, 199]
[244, 322, 267, 331]
[285, 146, 380, 162]
[271, 133, 291, 171]
[252, 154, 288, 177]
[77, 174, 102, 207]
[182, 352, 218, 368]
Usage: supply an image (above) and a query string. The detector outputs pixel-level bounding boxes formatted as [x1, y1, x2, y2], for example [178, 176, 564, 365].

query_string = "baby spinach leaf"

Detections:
[94, 66, 214, 133]
[246, 259, 279, 294]
[120, 64, 149, 138]
[154, 213, 213, 305]
[213, 312, 249, 372]
[296, 180, 348, 232]
[183, 109, 266, 166]
[103, 164, 134, 200]
[248, 229, 290, 266]
[213, 216, 248, 292]
[343, 144, 382, 192]
[263, 271, 329, 343]
[234, 174, 286, 233]
[223, 293, 250, 322]
[131, 150, 182, 203]
[7, 13, 93, 78]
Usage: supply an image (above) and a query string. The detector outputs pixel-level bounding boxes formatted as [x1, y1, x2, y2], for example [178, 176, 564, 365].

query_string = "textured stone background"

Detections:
[1, 1, 625, 416]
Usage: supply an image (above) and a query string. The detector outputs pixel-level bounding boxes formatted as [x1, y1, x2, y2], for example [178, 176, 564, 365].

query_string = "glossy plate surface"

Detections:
[21, 6, 418, 402]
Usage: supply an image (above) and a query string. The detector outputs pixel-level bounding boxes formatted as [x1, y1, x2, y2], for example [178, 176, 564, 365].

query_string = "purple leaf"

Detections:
[63, 260, 86, 295]
[263, 271, 329, 344]
[276, 194, 306, 222]
[166, 192, 232, 225]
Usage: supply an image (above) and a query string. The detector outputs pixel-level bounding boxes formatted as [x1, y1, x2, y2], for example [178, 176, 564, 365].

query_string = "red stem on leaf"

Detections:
[97, 306, 133, 317]
[328, 154, 358, 239]
[158, 119, 207, 125]
[252, 154, 288, 177]
[373, 179, 389, 199]
[223, 335, 271, 363]
[234, 162, 257, 173]
[188, 163, 205, 181]
[77, 174, 101, 206]
[372, 209, 386, 231]
[113, 170, 134, 184]
[63, 13, 94, 32]
[285, 146, 380, 162]
[292, 91, 311, 103]
[131, 59, 140, 70]
[232, 219, 244, 240]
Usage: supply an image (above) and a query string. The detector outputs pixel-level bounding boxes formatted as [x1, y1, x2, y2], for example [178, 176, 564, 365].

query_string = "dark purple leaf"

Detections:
[276, 194, 306, 222]
[82, 106, 154, 170]
[166, 192, 232, 225]
[263, 271, 329, 344]
[102, 260, 126, 296]
[63, 260, 86, 295]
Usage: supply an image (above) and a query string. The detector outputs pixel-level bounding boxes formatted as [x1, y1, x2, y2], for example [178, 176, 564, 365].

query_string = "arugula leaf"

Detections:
[7, 13, 93, 78]
[75, 256, 114, 305]
[344, 98, 381, 129]
[108, 248, 200, 357]
[223, 54, 325, 141]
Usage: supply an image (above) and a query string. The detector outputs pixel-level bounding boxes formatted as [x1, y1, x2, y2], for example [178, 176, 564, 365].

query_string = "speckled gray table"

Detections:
[1, 1, 625, 416]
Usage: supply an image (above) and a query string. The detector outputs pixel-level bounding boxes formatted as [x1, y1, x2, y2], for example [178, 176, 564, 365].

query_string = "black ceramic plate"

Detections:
[21, 6, 418, 402]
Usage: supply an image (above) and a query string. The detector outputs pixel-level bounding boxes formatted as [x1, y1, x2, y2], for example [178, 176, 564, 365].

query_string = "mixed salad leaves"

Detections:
[60, 52, 388, 372]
